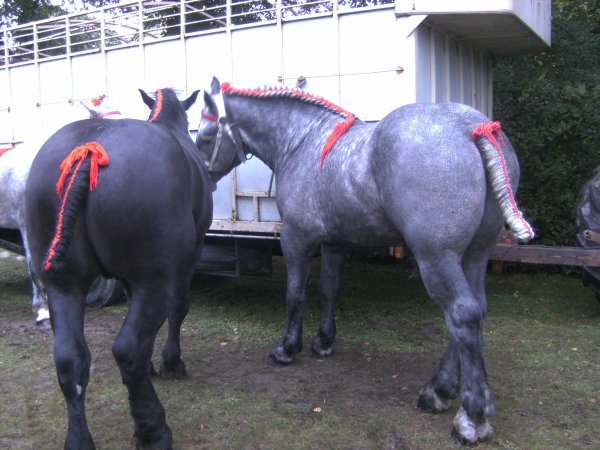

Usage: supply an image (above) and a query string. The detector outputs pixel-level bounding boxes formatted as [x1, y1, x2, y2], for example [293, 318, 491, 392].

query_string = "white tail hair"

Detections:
[473, 122, 535, 242]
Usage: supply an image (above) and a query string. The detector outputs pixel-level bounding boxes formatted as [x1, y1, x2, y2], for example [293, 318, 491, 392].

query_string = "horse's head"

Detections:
[81, 95, 122, 120]
[195, 77, 248, 182]
[139, 88, 199, 134]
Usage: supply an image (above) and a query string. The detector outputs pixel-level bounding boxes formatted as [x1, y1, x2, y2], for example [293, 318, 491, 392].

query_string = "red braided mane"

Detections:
[220, 82, 355, 169]
[0, 145, 14, 158]
[148, 87, 176, 123]
[148, 90, 164, 123]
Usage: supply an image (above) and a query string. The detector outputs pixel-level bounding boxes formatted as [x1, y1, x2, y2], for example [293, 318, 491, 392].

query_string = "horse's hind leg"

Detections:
[311, 244, 344, 357]
[21, 230, 50, 328]
[417, 340, 460, 413]
[112, 281, 173, 449]
[46, 282, 95, 449]
[417, 257, 489, 414]
[417, 253, 493, 444]
[160, 274, 194, 378]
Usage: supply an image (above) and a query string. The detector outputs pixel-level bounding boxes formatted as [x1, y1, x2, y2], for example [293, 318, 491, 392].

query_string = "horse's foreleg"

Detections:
[311, 244, 344, 357]
[418, 254, 493, 444]
[112, 286, 172, 450]
[47, 285, 95, 449]
[267, 232, 316, 365]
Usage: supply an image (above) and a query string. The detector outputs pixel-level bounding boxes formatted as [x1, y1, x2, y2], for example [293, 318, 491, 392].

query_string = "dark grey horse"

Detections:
[25, 88, 212, 449]
[196, 77, 534, 445]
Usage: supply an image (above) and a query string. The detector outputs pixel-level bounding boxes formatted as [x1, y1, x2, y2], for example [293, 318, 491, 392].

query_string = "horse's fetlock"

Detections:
[461, 393, 487, 422]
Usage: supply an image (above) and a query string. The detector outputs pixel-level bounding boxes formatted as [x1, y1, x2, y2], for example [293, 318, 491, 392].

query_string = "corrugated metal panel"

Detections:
[396, 0, 551, 55]
[414, 22, 493, 117]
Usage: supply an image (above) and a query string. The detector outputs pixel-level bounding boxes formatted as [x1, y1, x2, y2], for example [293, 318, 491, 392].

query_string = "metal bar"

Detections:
[487, 57, 493, 118]
[429, 27, 435, 102]
[490, 244, 600, 267]
[0, 0, 392, 69]
[0, 238, 25, 256]
[444, 32, 450, 102]
[211, 219, 282, 234]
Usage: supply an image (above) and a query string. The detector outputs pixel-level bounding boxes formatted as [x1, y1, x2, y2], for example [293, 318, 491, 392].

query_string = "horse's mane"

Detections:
[221, 82, 355, 168]
[148, 88, 178, 123]
[221, 82, 354, 122]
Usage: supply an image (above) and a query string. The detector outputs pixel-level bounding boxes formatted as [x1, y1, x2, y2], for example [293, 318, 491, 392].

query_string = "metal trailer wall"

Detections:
[0, 0, 501, 241]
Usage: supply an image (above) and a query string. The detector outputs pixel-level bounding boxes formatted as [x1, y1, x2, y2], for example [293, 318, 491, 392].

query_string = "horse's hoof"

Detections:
[266, 346, 295, 366]
[135, 424, 173, 450]
[65, 430, 96, 450]
[451, 406, 493, 445]
[310, 336, 335, 357]
[36, 318, 51, 331]
[159, 360, 187, 379]
[417, 385, 452, 413]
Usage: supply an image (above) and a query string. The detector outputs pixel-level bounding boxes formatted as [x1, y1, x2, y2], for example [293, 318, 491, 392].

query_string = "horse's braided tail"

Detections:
[44, 142, 110, 271]
[472, 122, 535, 242]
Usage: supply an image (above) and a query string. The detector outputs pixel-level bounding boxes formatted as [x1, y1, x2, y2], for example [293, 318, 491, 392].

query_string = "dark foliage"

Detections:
[0, 0, 64, 26]
[494, 0, 600, 246]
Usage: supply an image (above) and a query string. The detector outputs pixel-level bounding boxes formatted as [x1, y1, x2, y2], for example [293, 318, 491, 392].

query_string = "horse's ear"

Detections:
[203, 90, 217, 110]
[210, 76, 221, 95]
[138, 89, 155, 109]
[183, 90, 200, 111]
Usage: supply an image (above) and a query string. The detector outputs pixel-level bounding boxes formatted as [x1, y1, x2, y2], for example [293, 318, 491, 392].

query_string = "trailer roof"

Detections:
[396, 0, 551, 56]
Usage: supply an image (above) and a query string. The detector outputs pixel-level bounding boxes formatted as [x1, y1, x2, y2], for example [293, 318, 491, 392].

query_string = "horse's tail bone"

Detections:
[472, 122, 535, 242]
[44, 142, 110, 272]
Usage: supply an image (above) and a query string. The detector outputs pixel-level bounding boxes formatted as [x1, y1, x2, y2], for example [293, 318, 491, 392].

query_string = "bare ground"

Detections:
[1, 254, 599, 449]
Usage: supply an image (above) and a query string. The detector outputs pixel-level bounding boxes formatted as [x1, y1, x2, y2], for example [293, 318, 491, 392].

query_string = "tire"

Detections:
[574, 166, 600, 302]
[86, 276, 128, 308]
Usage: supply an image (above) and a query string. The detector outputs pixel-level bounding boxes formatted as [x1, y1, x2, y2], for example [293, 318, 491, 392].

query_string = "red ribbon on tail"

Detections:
[56, 142, 110, 196]
[45, 142, 110, 272]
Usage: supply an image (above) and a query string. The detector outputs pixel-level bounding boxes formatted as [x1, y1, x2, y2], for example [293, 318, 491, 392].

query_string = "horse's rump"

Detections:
[27, 118, 211, 275]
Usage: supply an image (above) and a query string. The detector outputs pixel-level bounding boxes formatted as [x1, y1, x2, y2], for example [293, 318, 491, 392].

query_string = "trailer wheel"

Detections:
[574, 166, 600, 302]
[86, 277, 128, 308]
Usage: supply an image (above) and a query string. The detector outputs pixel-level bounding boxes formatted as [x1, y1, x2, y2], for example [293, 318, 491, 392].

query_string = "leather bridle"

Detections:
[200, 95, 247, 172]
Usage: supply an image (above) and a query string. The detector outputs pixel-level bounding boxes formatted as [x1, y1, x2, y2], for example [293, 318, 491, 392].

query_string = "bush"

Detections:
[494, 0, 600, 246]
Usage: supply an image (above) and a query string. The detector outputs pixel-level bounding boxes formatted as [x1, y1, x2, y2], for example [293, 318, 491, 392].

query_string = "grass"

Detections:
[1, 254, 599, 449]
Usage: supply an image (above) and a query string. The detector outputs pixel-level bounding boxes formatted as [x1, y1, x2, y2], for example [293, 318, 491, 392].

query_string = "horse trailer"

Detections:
[1, 0, 552, 275]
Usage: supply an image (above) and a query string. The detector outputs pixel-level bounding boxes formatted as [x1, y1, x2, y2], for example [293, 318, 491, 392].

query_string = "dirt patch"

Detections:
[1, 255, 599, 449]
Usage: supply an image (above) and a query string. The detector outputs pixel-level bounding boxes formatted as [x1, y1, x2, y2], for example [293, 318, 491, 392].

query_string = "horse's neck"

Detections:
[229, 97, 337, 170]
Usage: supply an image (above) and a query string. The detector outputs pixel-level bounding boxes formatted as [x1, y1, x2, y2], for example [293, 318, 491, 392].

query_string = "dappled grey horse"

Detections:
[25, 88, 212, 449]
[0, 99, 125, 328]
[196, 77, 534, 445]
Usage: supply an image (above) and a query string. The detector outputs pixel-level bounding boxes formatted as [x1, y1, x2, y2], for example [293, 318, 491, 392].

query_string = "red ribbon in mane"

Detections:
[320, 115, 355, 169]
[56, 142, 110, 196]
[0, 145, 14, 158]
[220, 82, 355, 169]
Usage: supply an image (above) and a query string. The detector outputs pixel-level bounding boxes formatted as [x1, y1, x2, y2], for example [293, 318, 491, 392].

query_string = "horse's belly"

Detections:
[323, 210, 403, 247]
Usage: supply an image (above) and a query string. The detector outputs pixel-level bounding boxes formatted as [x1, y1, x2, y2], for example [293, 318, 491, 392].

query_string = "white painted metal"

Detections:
[0, 0, 550, 235]
[395, 0, 551, 55]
